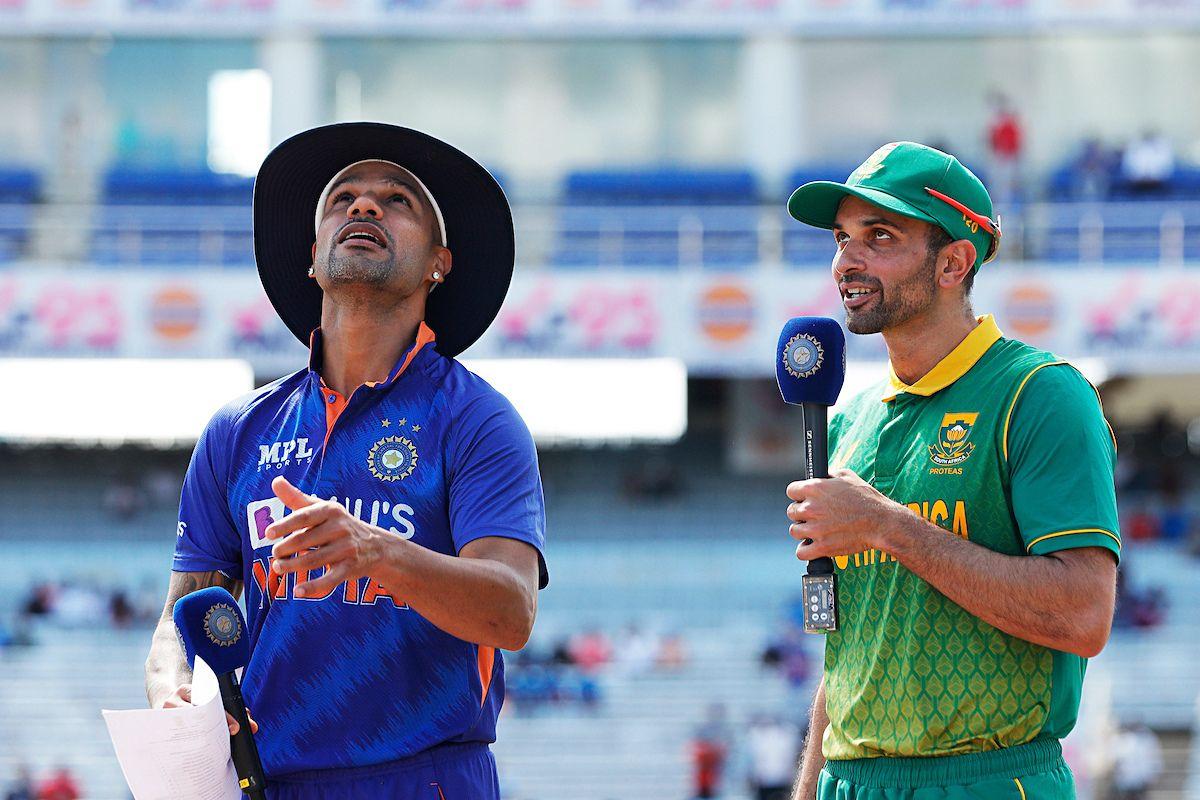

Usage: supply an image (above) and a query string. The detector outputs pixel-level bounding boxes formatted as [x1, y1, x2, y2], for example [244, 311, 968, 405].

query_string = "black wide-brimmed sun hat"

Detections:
[253, 122, 515, 358]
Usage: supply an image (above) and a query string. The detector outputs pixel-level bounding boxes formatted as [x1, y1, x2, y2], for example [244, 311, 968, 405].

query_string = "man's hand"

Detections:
[786, 469, 904, 560]
[157, 684, 259, 736]
[266, 476, 389, 598]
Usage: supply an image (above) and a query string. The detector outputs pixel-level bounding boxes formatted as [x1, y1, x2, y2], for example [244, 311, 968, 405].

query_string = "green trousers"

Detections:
[818, 738, 1074, 800]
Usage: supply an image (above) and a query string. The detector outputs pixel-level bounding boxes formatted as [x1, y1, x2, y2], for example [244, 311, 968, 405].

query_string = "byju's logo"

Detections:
[246, 498, 285, 549]
[257, 438, 315, 470]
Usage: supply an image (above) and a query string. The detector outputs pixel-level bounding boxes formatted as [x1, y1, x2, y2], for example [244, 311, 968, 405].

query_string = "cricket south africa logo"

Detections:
[782, 333, 824, 378]
[929, 412, 980, 466]
[203, 603, 242, 647]
[368, 436, 419, 482]
[850, 142, 900, 182]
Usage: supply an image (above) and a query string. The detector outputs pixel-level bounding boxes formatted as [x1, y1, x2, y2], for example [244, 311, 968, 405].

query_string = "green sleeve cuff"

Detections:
[1026, 528, 1122, 563]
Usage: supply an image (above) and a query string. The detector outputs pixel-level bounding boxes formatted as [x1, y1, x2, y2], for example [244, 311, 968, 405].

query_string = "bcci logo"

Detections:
[368, 436, 419, 482]
[929, 412, 979, 466]
[782, 333, 824, 379]
[203, 603, 241, 647]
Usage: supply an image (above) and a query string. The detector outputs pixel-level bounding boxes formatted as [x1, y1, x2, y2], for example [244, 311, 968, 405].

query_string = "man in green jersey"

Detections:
[784, 142, 1120, 800]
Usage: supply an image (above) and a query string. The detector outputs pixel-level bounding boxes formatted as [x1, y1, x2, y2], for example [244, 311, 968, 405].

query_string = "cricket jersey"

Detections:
[172, 322, 547, 776]
[823, 314, 1120, 761]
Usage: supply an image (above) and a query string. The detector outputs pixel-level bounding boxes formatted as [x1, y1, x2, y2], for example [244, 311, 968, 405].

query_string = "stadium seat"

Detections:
[553, 168, 760, 269]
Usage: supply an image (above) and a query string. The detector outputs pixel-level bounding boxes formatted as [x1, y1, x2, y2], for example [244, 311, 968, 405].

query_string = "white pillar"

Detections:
[738, 35, 805, 196]
[260, 34, 322, 146]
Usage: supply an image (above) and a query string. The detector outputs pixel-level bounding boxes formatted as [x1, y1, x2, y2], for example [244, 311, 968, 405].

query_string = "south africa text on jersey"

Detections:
[833, 498, 969, 570]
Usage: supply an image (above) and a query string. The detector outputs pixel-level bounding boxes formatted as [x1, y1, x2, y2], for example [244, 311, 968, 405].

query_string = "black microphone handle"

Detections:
[216, 671, 268, 800]
[800, 402, 835, 577]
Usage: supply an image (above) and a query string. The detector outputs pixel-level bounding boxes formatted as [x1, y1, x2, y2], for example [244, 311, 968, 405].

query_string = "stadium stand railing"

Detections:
[0, 163, 1199, 268]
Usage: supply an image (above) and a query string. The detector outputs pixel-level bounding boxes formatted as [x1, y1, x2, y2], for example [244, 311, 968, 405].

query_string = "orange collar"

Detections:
[311, 321, 437, 394]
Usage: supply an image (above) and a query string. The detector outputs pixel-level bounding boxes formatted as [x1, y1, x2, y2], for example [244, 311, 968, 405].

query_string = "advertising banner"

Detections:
[2, 265, 1197, 376]
[7, 0, 1199, 33]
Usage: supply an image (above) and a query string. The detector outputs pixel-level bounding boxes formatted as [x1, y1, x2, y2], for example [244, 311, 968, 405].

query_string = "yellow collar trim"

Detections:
[882, 315, 1003, 402]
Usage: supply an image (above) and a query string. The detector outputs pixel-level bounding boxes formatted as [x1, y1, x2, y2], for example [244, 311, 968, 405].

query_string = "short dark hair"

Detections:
[926, 225, 974, 295]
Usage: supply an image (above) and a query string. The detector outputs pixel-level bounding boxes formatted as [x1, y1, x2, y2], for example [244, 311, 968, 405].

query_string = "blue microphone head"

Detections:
[775, 317, 847, 406]
[173, 586, 250, 675]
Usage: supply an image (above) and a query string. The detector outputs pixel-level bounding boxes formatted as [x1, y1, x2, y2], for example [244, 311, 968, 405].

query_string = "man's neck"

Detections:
[883, 305, 979, 387]
[318, 299, 423, 396]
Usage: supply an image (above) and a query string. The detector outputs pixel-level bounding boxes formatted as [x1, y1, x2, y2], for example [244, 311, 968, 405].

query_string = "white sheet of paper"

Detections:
[102, 656, 242, 800]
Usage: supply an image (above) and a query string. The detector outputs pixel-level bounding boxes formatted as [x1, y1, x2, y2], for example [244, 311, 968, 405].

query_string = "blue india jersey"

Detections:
[172, 323, 547, 776]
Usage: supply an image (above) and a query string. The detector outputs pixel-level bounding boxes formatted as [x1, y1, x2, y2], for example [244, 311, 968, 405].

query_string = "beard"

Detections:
[844, 252, 938, 335]
[320, 246, 397, 287]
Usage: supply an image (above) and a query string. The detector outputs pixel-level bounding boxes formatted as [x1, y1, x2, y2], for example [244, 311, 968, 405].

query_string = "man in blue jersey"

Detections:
[145, 123, 546, 799]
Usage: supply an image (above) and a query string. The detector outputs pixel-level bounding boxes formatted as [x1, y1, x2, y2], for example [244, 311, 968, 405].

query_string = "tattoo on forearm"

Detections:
[146, 570, 243, 705]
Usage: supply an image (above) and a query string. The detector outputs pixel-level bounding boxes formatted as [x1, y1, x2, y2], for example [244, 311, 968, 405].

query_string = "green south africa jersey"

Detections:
[823, 314, 1120, 761]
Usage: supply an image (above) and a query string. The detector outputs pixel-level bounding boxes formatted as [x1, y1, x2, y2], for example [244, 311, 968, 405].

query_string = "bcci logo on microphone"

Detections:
[782, 333, 824, 378]
[203, 603, 242, 647]
[929, 413, 979, 468]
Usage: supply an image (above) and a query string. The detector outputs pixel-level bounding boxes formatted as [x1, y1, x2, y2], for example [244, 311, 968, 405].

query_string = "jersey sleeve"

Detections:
[1005, 363, 1121, 562]
[173, 401, 243, 574]
[447, 389, 548, 588]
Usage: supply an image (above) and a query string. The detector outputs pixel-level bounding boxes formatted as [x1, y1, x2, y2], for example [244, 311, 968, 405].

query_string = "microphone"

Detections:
[174, 587, 268, 800]
[775, 317, 847, 633]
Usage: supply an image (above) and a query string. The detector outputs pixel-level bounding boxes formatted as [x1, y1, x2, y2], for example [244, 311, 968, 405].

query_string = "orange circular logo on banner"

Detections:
[1004, 284, 1056, 339]
[150, 287, 202, 341]
[698, 284, 755, 343]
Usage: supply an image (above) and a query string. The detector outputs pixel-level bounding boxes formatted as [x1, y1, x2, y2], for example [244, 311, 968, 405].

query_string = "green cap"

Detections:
[787, 141, 1001, 271]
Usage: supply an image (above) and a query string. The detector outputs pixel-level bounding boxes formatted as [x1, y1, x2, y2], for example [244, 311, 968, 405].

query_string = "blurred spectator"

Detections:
[1121, 130, 1175, 195]
[690, 704, 731, 799]
[746, 715, 800, 800]
[623, 453, 682, 502]
[144, 467, 181, 508]
[1114, 563, 1166, 630]
[567, 628, 612, 673]
[986, 91, 1023, 205]
[613, 623, 658, 677]
[53, 581, 106, 628]
[1072, 137, 1114, 200]
[34, 767, 80, 800]
[762, 623, 812, 690]
[21, 584, 55, 618]
[3, 764, 34, 800]
[655, 632, 689, 672]
[1110, 724, 1162, 800]
[110, 590, 135, 628]
[102, 478, 144, 520]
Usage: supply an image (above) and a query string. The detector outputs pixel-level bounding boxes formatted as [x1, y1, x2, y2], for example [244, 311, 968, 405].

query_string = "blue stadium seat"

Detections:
[553, 168, 760, 269]
[95, 169, 254, 267]
[0, 168, 40, 263]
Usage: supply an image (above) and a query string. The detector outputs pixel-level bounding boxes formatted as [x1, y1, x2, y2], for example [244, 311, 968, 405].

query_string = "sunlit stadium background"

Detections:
[0, 4, 1199, 798]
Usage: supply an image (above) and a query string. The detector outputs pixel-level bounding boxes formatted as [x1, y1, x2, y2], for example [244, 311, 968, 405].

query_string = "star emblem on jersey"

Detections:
[929, 412, 980, 466]
[782, 333, 824, 378]
[368, 435, 419, 482]
[203, 603, 242, 647]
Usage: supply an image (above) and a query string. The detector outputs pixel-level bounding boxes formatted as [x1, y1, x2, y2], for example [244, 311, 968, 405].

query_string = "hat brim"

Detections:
[787, 181, 940, 231]
[253, 122, 514, 359]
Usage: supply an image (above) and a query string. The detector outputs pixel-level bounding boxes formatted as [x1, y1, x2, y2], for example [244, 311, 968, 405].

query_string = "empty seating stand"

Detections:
[553, 168, 761, 270]
[94, 168, 254, 267]
[0, 168, 40, 263]
[1032, 201, 1200, 263]
[781, 165, 858, 268]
